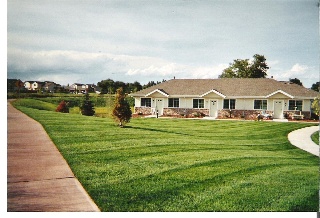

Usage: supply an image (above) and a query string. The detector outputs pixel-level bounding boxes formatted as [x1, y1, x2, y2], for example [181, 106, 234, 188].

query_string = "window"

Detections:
[223, 99, 236, 109]
[254, 100, 267, 110]
[141, 98, 151, 107]
[193, 99, 204, 108]
[168, 98, 179, 108]
[289, 100, 303, 111]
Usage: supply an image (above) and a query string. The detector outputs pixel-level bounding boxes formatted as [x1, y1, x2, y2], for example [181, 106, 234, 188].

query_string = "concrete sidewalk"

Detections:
[7, 100, 100, 212]
[288, 125, 319, 157]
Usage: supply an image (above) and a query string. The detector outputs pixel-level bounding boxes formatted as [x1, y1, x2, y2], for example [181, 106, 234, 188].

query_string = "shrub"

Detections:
[112, 87, 132, 127]
[55, 101, 69, 113]
[80, 93, 95, 116]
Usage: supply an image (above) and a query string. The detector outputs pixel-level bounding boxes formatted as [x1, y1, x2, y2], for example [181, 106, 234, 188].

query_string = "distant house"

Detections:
[130, 78, 319, 120]
[43, 81, 56, 92]
[7, 79, 24, 92]
[69, 83, 86, 94]
[24, 81, 45, 91]
[24, 81, 35, 90]
[24, 81, 57, 92]
[69, 83, 96, 94]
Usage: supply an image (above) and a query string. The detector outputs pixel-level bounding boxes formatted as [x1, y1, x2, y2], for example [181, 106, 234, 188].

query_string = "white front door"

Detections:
[155, 99, 164, 115]
[210, 99, 218, 118]
[274, 100, 284, 119]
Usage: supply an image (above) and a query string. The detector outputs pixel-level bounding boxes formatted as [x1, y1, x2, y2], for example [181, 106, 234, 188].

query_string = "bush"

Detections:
[112, 87, 132, 127]
[55, 101, 69, 113]
[80, 93, 95, 116]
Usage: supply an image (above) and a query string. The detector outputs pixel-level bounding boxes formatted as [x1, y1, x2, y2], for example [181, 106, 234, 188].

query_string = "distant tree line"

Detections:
[97, 79, 166, 94]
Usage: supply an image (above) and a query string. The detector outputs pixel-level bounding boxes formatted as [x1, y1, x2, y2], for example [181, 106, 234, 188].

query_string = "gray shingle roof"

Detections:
[131, 78, 318, 98]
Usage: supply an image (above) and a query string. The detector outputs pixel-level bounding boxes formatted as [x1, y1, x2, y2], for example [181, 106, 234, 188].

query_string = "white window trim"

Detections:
[288, 99, 303, 111]
[140, 97, 152, 107]
[193, 98, 205, 109]
[253, 99, 268, 110]
[223, 99, 236, 110]
[168, 98, 180, 108]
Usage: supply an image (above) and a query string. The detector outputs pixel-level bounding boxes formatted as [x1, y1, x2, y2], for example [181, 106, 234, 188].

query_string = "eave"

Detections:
[199, 89, 226, 98]
[145, 89, 169, 97]
[265, 90, 294, 99]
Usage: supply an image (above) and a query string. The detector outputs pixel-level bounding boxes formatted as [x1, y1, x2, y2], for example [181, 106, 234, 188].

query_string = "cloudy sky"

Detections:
[7, 0, 319, 88]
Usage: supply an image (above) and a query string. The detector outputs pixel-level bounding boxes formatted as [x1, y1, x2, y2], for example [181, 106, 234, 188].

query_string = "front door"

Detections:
[274, 100, 283, 119]
[155, 99, 164, 115]
[210, 99, 218, 118]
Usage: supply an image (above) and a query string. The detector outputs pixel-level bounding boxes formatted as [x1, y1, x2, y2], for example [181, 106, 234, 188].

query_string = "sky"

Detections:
[6, 0, 320, 88]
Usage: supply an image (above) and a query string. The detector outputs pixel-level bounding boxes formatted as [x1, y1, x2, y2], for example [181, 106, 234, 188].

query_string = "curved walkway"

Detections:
[288, 125, 319, 157]
[7, 100, 100, 212]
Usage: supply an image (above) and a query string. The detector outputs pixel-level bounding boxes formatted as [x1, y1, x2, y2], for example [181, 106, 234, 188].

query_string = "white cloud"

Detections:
[289, 63, 309, 73]
[269, 63, 318, 87]
[127, 63, 228, 80]
[127, 63, 187, 77]
[7, 49, 130, 84]
[8, 48, 230, 85]
[190, 64, 229, 79]
[281, 63, 310, 79]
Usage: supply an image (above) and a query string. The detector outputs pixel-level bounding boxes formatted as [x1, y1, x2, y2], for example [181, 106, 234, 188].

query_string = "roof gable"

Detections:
[266, 90, 293, 99]
[200, 89, 226, 98]
[145, 89, 169, 97]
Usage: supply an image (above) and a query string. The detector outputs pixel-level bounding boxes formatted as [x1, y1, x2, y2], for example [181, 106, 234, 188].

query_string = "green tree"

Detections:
[112, 87, 132, 127]
[219, 54, 269, 78]
[289, 78, 303, 86]
[311, 96, 320, 116]
[80, 92, 95, 116]
[98, 79, 115, 94]
[311, 82, 319, 92]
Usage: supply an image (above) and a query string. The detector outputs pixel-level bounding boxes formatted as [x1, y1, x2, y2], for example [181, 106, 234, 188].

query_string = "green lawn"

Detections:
[12, 100, 319, 212]
[311, 131, 319, 145]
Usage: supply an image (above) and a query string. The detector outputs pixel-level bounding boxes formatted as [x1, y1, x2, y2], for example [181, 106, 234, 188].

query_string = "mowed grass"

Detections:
[311, 131, 319, 145]
[12, 102, 319, 212]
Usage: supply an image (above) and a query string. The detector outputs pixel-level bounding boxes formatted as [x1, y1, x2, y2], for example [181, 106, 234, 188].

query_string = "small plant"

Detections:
[193, 111, 205, 117]
[80, 92, 95, 116]
[112, 87, 132, 127]
[192, 112, 200, 117]
[55, 100, 69, 113]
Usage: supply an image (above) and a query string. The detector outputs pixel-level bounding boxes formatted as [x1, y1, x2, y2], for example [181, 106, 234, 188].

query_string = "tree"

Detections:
[311, 96, 320, 117]
[219, 54, 269, 78]
[311, 82, 319, 92]
[142, 81, 157, 89]
[97, 79, 115, 94]
[112, 87, 132, 127]
[56, 101, 69, 113]
[14, 79, 25, 98]
[80, 92, 95, 116]
[289, 78, 303, 86]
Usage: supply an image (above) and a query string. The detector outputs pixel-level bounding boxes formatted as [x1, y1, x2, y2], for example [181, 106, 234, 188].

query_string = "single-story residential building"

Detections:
[129, 78, 319, 120]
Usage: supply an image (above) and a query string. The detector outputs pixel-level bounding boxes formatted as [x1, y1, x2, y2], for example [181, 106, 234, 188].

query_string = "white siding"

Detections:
[303, 99, 311, 111]
[184, 98, 194, 108]
[135, 98, 141, 107]
[135, 97, 313, 112]
[236, 99, 254, 110]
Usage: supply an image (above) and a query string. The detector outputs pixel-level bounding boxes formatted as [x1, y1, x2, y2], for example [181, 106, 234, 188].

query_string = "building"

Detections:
[130, 78, 319, 120]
